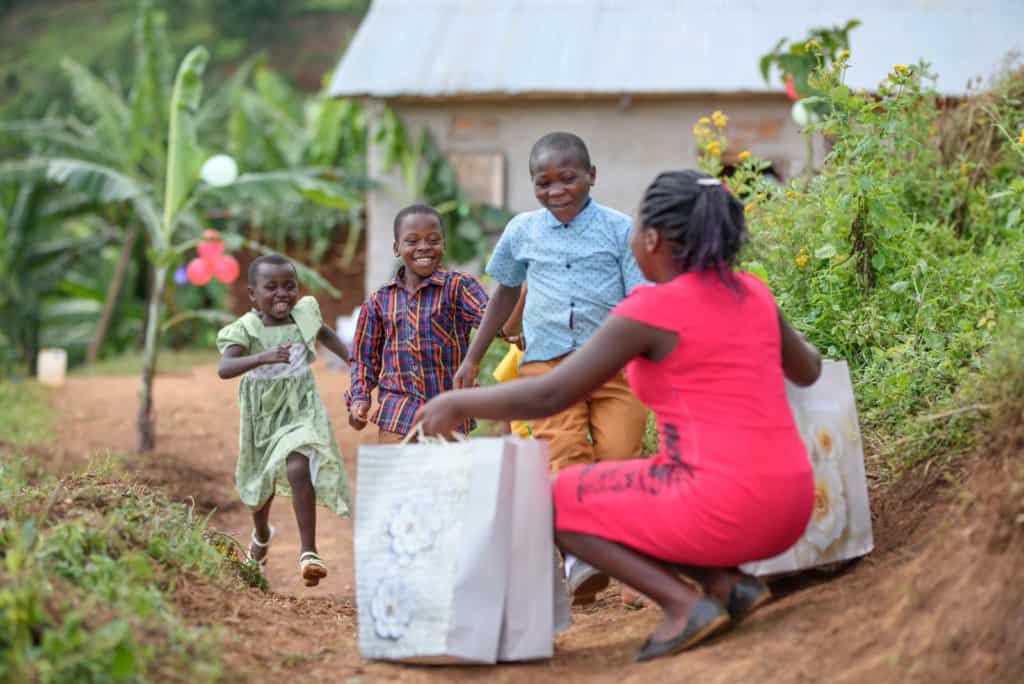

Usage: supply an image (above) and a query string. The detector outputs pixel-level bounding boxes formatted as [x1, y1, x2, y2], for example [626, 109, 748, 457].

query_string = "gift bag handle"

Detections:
[402, 423, 469, 446]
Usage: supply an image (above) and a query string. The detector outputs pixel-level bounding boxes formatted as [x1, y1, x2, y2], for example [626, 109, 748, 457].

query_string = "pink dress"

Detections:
[553, 272, 814, 566]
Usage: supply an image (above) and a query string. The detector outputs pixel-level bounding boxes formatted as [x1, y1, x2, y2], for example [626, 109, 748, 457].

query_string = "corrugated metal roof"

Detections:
[328, 0, 1024, 98]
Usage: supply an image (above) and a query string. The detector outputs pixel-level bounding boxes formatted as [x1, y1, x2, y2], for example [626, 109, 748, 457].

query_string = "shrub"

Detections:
[705, 58, 1024, 476]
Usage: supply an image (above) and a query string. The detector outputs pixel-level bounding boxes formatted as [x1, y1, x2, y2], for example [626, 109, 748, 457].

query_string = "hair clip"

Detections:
[696, 178, 722, 186]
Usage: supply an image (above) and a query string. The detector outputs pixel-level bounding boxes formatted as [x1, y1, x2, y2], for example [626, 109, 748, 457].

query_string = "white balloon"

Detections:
[791, 99, 822, 128]
[200, 154, 238, 187]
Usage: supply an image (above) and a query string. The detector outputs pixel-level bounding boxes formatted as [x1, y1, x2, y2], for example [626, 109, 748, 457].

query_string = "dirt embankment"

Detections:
[44, 363, 1024, 683]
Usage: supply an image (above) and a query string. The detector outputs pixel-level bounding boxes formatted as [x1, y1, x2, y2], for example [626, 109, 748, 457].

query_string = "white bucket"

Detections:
[37, 348, 68, 386]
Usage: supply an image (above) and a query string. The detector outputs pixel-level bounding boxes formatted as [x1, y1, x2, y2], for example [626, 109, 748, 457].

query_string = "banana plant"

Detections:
[226, 65, 368, 263]
[0, 181, 108, 375]
[1, 43, 356, 450]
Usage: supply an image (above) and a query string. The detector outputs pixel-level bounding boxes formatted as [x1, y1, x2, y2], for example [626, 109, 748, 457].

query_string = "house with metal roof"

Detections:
[329, 0, 1024, 291]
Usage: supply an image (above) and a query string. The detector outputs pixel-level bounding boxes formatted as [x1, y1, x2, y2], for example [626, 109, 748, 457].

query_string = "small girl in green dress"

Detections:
[217, 254, 352, 587]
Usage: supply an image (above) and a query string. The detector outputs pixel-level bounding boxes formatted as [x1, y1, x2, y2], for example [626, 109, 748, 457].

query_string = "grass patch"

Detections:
[0, 381, 53, 446]
[73, 349, 222, 377]
[0, 384, 265, 683]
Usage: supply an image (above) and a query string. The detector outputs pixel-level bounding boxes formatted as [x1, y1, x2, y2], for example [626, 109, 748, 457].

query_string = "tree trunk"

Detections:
[86, 224, 138, 365]
[137, 265, 167, 452]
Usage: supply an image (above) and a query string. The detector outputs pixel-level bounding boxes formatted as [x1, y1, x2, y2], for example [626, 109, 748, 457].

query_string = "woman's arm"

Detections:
[317, 325, 350, 362]
[218, 344, 289, 379]
[417, 315, 673, 435]
[779, 310, 822, 387]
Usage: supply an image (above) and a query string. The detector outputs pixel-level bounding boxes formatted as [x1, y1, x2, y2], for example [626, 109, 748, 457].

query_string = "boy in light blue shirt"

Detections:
[455, 132, 649, 605]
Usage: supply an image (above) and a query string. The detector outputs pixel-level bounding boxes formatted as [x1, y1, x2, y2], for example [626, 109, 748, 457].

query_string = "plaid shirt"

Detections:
[346, 268, 488, 435]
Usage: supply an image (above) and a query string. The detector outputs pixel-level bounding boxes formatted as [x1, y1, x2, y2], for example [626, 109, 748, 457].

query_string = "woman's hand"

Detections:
[414, 393, 467, 436]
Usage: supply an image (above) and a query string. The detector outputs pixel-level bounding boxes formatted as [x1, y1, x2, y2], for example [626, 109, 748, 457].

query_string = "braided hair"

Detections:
[639, 170, 747, 289]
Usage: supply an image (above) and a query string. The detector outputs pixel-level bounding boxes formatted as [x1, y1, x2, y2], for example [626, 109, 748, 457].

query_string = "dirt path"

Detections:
[49, 362, 1022, 683]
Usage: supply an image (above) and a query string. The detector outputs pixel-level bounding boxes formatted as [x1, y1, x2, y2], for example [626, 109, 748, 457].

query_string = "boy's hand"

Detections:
[260, 345, 292, 365]
[453, 360, 479, 389]
[349, 400, 369, 430]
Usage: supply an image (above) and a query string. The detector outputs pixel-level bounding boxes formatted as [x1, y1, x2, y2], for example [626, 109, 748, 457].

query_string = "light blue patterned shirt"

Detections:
[486, 198, 649, 365]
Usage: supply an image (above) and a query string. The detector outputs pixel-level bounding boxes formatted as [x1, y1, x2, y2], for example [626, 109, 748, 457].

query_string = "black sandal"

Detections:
[727, 575, 772, 622]
[635, 597, 730, 662]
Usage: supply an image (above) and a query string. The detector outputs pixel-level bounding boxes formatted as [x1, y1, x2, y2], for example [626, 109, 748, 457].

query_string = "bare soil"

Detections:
[46, 362, 1024, 683]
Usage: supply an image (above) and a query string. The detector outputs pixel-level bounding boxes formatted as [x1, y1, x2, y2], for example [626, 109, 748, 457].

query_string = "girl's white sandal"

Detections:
[299, 551, 328, 587]
[247, 525, 275, 568]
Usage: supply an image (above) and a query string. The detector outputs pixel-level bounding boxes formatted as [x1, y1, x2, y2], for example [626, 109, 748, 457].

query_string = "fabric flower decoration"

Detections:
[388, 497, 444, 566]
[371, 578, 412, 640]
[813, 424, 840, 463]
[805, 461, 848, 551]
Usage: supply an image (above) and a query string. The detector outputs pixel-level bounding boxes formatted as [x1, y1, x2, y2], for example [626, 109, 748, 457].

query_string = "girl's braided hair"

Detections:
[639, 170, 748, 289]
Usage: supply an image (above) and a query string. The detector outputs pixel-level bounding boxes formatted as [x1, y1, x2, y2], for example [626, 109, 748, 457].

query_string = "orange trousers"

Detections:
[518, 357, 648, 473]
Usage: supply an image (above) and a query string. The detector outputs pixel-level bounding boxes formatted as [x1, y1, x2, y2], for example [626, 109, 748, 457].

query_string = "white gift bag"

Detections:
[355, 435, 562, 664]
[497, 437, 571, 661]
[742, 360, 874, 576]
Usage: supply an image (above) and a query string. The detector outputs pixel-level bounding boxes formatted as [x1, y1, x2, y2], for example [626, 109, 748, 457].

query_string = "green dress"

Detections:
[216, 296, 352, 517]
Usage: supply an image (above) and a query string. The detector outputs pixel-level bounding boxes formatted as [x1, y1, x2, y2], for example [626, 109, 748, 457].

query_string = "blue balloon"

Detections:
[174, 266, 188, 286]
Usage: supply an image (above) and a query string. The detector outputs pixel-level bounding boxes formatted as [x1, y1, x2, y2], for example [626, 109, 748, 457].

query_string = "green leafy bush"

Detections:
[727, 58, 1024, 475]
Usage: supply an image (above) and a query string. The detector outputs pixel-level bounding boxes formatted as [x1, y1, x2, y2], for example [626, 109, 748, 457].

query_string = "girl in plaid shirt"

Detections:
[346, 205, 488, 442]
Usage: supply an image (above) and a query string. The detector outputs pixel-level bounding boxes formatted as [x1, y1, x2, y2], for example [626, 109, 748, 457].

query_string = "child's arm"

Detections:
[346, 300, 383, 430]
[498, 281, 527, 347]
[454, 284, 521, 389]
[317, 325, 350, 363]
[779, 310, 822, 386]
[218, 344, 290, 379]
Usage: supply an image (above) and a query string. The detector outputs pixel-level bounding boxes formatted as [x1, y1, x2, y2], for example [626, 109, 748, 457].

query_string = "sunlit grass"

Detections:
[0, 381, 53, 445]
[73, 349, 222, 377]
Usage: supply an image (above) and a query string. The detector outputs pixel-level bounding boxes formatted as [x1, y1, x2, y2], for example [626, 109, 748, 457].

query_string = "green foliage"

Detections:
[0, 383, 267, 681]
[0, 181, 114, 374]
[736, 58, 1024, 475]
[759, 20, 860, 100]
[375, 109, 514, 265]
[222, 66, 367, 263]
[0, 382, 52, 445]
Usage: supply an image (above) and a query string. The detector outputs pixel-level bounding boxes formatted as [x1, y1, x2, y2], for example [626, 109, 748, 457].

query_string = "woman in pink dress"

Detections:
[416, 169, 822, 662]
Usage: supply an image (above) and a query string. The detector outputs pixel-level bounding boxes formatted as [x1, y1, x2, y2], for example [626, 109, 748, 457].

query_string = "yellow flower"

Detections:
[706, 141, 721, 156]
[712, 110, 728, 128]
[839, 49, 850, 60]
[893, 64, 909, 73]
[805, 39, 821, 51]
[786, 190, 797, 200]
[692, 124, 709, 136]
[744, 202, 757, 214]
[756, 192, 767, 200]
[960, 162, 969, 176]
[738, 150, 751, 161]
[795, 254, 810, 269]
[698, 117, 711, 125]
[1019, 128, 1024, 145]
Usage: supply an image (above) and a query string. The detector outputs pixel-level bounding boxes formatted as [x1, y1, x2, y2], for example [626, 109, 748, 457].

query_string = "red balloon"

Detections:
[186, 257, 213, 286]
[213, 254, 240, 284]
[197, 239, 224, 264]
[785, 75, 801, 101]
